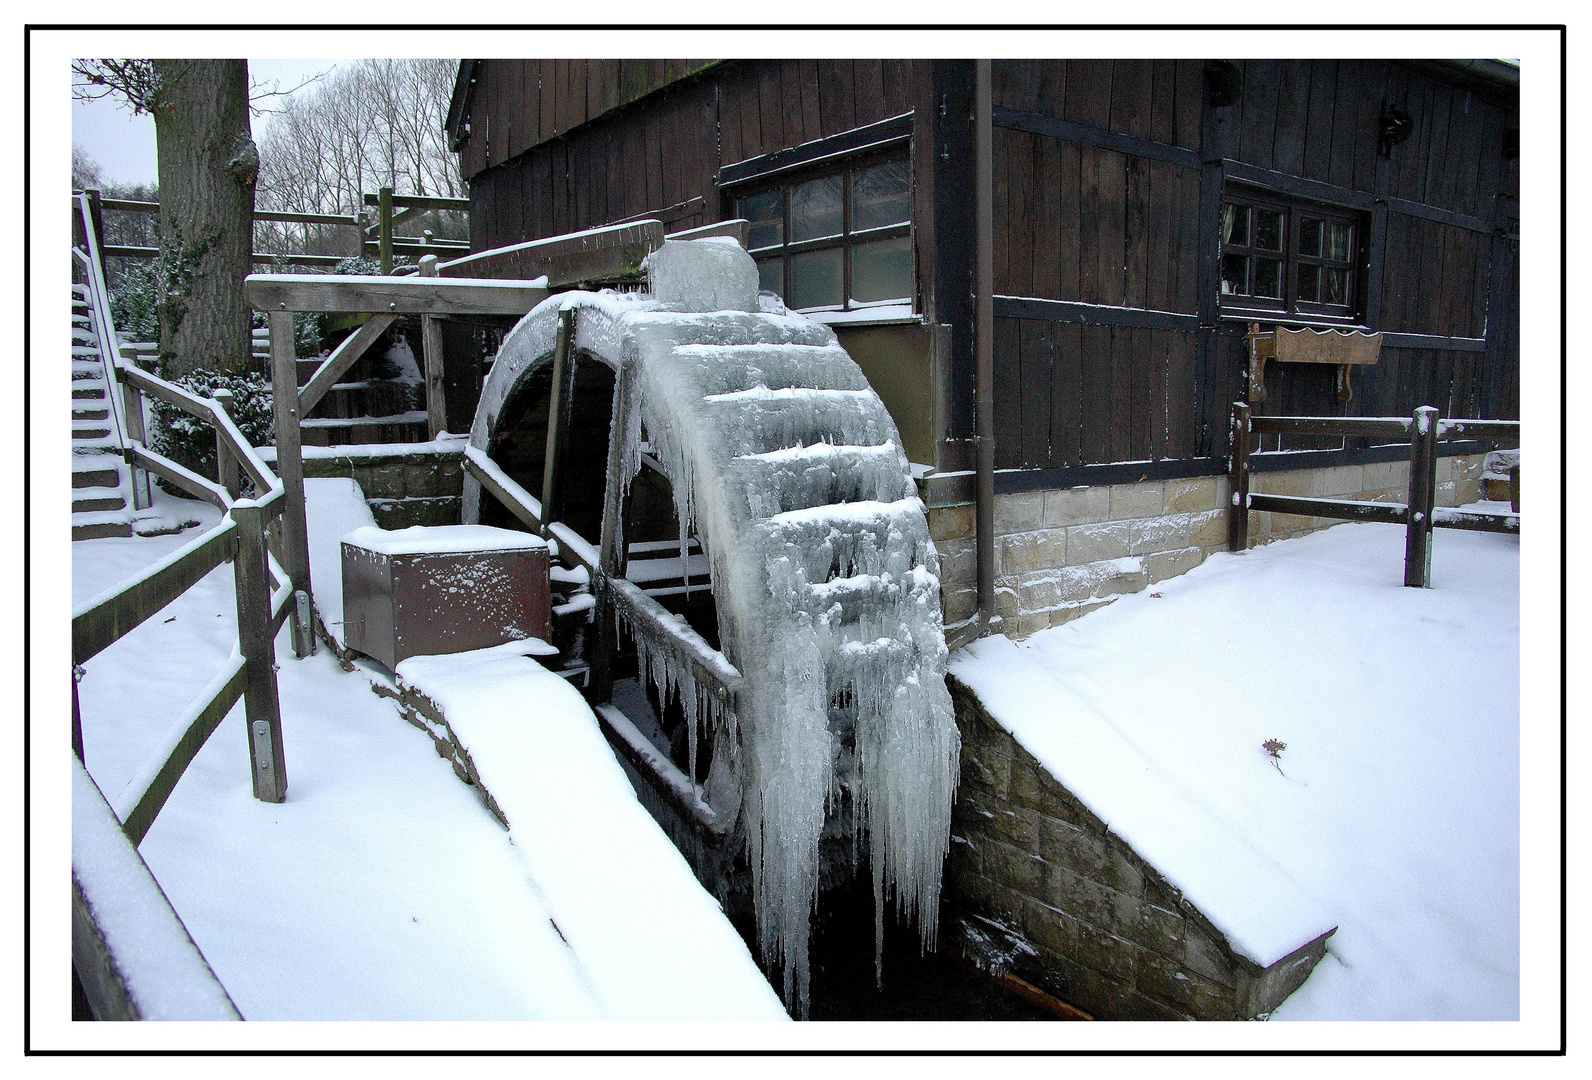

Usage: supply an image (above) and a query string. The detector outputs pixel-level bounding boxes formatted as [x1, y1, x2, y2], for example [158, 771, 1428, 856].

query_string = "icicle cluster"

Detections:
[463, 244, 960, 1018]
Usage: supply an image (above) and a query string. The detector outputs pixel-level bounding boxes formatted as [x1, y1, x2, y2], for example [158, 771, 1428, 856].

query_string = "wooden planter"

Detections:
[1247, 323, 1383, 404]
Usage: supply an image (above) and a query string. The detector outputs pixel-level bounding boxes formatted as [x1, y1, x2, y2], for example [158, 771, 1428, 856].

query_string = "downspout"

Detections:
[973, 59, 1000, 635]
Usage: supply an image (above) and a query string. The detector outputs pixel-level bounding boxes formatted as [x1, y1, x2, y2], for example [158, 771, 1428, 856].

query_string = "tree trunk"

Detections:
[151, 60, 258, 378]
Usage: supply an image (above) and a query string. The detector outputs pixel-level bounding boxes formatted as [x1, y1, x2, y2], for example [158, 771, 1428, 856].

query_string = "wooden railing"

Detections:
[1228, 403, 1520, 588]
[71, 196, 302, 1020]
[76, 187, 471, 269]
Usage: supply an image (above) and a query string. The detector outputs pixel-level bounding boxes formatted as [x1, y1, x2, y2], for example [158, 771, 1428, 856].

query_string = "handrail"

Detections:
[116, 362, 277, 495]
[73, 760, 242, 1020]
[72, 198, 131, 463]
[72, 519, 240, 666]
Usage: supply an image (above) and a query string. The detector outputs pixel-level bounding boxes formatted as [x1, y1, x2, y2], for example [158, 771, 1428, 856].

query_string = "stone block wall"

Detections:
[929, 453, 1485, 638]
[292, 443, 466, 528]
[944, 680, 1333, 1020]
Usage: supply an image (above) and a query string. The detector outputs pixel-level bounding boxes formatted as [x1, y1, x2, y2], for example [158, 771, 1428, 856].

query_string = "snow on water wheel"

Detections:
[464, 240, 959, 1016]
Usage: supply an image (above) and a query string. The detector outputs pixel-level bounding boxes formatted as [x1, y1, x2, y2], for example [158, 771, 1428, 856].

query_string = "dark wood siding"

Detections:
[986, 58, 1516, 477]
[458, 58, 1519, 482]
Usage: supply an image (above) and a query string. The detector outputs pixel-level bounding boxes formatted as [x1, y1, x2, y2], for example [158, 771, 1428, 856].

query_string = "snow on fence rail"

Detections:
[1229, 402, 1520, 587]
[71, 200, 307, 1019]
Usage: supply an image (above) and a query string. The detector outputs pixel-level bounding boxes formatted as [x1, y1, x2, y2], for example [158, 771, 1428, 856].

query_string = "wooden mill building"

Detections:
[444, 58, 1520, 635]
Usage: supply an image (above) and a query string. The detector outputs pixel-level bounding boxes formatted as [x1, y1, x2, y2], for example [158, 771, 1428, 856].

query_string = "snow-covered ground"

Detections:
[949, 514, 1519, 1020]
[72, 489, 784, 1021]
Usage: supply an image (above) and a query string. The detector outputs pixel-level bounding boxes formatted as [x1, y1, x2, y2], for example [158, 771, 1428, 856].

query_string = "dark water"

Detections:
[735, 879, 1072, 1021]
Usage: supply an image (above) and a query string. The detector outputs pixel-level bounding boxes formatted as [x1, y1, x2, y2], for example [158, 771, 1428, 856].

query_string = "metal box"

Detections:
[341, 525, 552, 670]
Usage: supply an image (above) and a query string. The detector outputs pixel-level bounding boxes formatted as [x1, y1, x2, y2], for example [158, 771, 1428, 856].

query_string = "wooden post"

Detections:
[417, 255, 448, 438]
[267, 309, 315, 656]
[1228, 401, 1251, 553]
[540, 308, 578, 537]
[72, 671, 85, 763]
[378, 186, 394, 275]
[588, 360, 635, 705]
[1509, 464, 1520, 513]
[212, 388, 239, 498]
[1404, 406, 1439, 588]
[121, 377, 152, 510]
[84, 188, 104, 254]
[231, 499, 288, 802]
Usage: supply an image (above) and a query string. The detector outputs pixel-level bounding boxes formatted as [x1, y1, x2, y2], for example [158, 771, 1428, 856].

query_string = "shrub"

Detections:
[150, 370, 275, 489]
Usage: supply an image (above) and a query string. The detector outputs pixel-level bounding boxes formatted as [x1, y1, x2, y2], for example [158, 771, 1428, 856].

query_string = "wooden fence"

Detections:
[76, 187, 471, 270]
[1228, 401, 1520, 587]
[70, 192, 302, 1020]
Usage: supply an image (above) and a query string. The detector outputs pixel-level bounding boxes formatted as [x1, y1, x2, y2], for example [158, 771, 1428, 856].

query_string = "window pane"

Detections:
[851, 160, 910, 232]
[1299, 218, 1322, 257]
[1255, 209, 1284, 251]
[756, 257, 784, 297]
[851, 235, 911, 304]
[1222, 203, 1250, 246]
[739, 189, 783, 251]
[1254, 258, 1282, 298]
[1297, 264, 1320, 303]
[1325, 267, 1349, 305]
[1221, 253, 1249, 295]
[1326, 221, 1352, 261]
[789, 247, 843, 309]
[790, 175, 843, 243]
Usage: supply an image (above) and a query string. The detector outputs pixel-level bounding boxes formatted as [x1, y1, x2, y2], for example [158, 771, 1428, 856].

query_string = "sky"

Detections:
[72, 59, 357, 187]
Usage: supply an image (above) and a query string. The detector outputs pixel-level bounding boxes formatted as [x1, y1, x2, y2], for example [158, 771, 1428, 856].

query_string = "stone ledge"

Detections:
[944, 679, 1336, 1020]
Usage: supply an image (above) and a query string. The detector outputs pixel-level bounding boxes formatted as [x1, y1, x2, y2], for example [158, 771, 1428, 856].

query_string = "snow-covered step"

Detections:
[72, 421, 113, 440]
[73, 386, 107, 400]
[73, 489, 127, 514]
[71, 509, 134, 540]
[73, 463, 121, 489]
[71, 345, 101, 357]
[73, 406, 110, 421]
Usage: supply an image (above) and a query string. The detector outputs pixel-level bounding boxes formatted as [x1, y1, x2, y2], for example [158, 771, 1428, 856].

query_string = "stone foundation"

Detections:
[944, 679, 1334, 1020]
[930, 453, 1485, 637]
[263, 441, 466, 529]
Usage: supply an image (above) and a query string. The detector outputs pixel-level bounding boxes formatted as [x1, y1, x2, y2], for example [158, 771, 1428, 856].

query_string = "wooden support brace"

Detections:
[589, 360, 636, 706]
[418, 256, 449, 438]
[296, 312, 398, 416]
[540, 308, 578, 537]
[232, 499, 288, 802]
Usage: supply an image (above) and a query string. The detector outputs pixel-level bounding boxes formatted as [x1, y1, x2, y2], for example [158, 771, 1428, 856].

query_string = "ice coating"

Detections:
[464, 240, 959, 1015]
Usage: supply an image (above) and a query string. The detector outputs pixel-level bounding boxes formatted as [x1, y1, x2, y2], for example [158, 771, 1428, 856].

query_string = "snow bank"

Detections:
[396, 642, 788, 1020]
[951, 521, 1519, 1019]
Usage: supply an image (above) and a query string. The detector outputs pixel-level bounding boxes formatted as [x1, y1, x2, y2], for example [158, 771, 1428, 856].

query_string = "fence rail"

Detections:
[1229, 402, 1520, 587]
[71, 195, 305, 1020]
[76, 187, 470, 269]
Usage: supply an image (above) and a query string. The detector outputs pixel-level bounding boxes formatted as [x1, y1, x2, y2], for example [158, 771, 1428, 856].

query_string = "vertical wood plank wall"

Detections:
[988, 58, 1518, 473]
[455, 58, 1519, 477]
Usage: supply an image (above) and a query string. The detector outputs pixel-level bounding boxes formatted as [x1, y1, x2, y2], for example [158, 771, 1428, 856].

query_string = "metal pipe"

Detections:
[974, 60, 999, 634]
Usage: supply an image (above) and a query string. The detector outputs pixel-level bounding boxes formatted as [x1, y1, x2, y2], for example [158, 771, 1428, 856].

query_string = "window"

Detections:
[1220, 189, 1362, 323]
[736, 156, 912, 312]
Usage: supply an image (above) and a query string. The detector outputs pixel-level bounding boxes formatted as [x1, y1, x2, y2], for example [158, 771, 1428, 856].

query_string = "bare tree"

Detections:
[253, 59, 466, 256]
[73, 59, 258, 378]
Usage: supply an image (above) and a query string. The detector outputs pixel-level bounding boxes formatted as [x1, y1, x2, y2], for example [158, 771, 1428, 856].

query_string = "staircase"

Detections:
[71, 280, 139, 540]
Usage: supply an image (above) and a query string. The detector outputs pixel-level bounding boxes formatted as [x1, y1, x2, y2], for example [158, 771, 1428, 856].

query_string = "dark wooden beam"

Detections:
[992, 106, 1201, 170]
[995, 295, 1200, 333]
